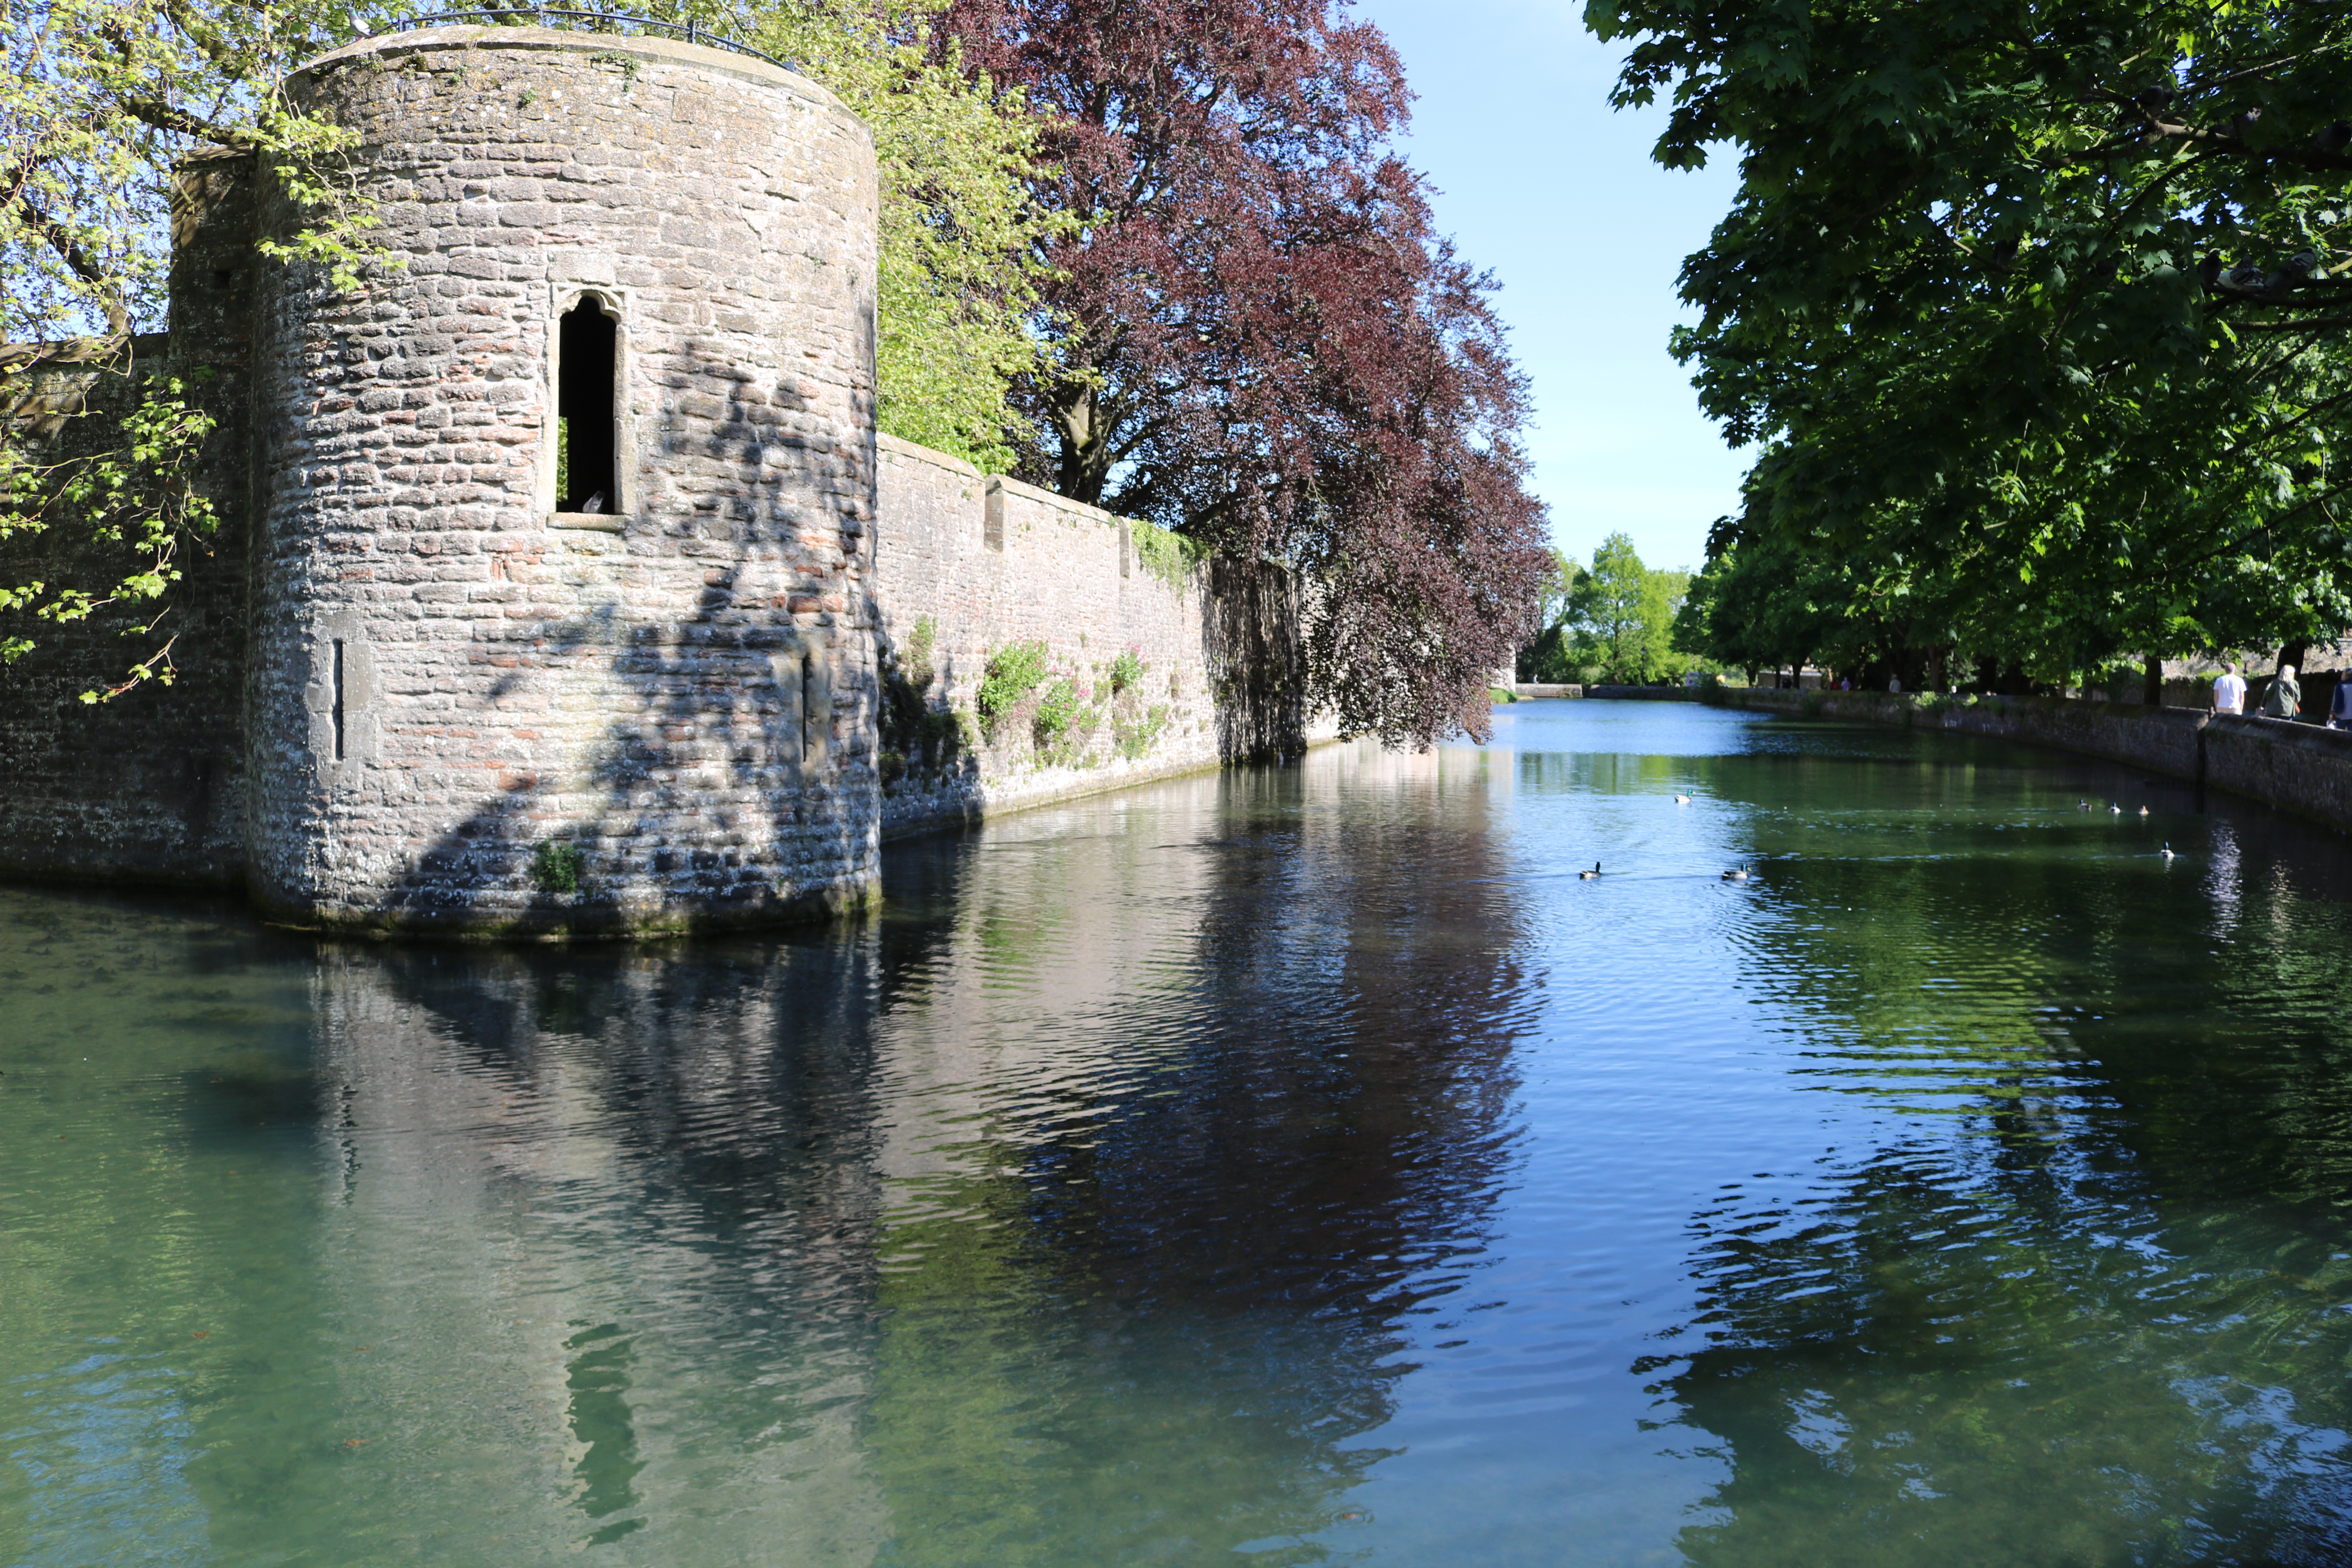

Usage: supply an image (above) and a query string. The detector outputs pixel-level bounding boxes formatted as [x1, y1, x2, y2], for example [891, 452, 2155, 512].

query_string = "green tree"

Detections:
[726, 0, 1060, 473]
[1590, 0, 2352, 677]
[1563, 532, 1688, 684]
[3, 0, 379, 698]
[1515, 546, 1579, 682]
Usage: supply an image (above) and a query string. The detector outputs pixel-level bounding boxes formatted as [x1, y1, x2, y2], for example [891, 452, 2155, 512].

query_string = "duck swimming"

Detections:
[1722, 864, 1751, 882]
[1578, 862, 1601, 880]
[1673, 793, 1691, 804]
[2139, 805, 2150, 816]
[2161, 843, 2176, 861]
[2109, 802, 2123, 814]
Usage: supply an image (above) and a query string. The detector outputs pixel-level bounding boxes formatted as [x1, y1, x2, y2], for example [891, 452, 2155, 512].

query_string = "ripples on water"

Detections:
[12, 701, 2352, 1564]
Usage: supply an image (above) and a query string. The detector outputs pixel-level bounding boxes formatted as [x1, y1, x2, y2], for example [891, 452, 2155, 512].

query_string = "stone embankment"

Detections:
[1706, 685, 2352, 838]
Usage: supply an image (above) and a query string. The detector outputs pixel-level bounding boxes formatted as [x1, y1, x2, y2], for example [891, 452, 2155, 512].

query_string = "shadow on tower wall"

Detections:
[362, 351, 873, 937]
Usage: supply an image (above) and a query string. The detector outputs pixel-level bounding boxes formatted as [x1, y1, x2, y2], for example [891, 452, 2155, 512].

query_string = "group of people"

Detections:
[2209, 661, 2352, 729]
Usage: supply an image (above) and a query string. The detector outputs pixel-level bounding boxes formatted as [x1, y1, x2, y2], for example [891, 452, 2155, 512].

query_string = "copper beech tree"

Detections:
[940, 0, 1553, 744]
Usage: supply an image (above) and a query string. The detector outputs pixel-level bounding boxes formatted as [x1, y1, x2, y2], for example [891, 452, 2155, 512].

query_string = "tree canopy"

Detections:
[941, 0, 1553, 743]
[1522, 533, 1690, 684]
[1593, 0, 2352, 686]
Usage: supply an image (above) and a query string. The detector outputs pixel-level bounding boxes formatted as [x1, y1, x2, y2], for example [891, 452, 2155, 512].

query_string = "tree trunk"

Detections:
[1049, 381, 1114, 508]
[2143, 655, 2164, 706]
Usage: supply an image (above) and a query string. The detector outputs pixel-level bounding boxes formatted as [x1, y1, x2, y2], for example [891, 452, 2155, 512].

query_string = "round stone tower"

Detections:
[247, 25, 880, 935]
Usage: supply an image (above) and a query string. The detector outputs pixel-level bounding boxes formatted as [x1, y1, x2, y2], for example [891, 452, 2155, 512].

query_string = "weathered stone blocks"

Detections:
[240, 27, 881, 934]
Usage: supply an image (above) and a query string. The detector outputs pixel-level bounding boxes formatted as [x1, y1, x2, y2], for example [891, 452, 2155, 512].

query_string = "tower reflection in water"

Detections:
[282, 737, 1532, 1563]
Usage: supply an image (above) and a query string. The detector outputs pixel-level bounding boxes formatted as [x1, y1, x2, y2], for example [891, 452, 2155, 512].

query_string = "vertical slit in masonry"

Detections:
[557, 300, 618, 513]
[801, 654, 820, 766]
[331, 639, 347, 762]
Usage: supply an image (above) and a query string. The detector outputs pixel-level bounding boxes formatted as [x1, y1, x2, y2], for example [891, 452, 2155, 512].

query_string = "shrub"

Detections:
[977, 640, 1049, 743]
[900, 615, 937, 692]
[1108, 644, 1145, 696]
[531, 840, 585, 895]
[1033, 674, 1086, 750]
[1112, 701, 1171, 759]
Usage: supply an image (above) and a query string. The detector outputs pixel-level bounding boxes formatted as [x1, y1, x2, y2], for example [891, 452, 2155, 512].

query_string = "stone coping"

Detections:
[876, 430, 981, 480]
[291, 25, 869, 141]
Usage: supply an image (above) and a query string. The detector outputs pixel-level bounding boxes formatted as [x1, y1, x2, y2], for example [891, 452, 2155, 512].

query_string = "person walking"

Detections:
[2264, 663, 2302, 719]
[2212, 662, 2247, 715]
[2329, 674, 2352, 731]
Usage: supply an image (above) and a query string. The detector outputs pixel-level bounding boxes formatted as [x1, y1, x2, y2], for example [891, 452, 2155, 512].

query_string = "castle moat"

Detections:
[17, 699, 2352, 1565]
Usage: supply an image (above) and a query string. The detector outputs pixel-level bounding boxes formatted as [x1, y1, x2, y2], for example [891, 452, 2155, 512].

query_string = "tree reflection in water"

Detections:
[860, 745, 1533, 1563]
[1649, 774, 2352, 1568]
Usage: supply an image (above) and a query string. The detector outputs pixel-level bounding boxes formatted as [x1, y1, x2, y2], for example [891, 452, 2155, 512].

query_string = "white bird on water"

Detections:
[2109, 802, 2123, 814]
[1722, 864, 1751, 882]
[1674, 793, 1692, 804]
[1579, 862, 1601, 880]
[2162, 843, 2177, 861]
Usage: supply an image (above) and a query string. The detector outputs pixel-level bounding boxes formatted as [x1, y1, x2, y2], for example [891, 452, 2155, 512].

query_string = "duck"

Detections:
[2138, 805, 2150, 816]
[1578, 862, 1601, 880]
[1673, 793, 1692, 804]
[2109, 802, 2123, 814]
[2079, 799, 2090, 811]
[2161, 842, 2176, 861]
[1722, 864, 1751, 882]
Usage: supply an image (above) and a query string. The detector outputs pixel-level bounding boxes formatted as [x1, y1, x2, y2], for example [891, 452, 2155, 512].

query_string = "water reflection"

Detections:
[39, 703, 2352, 1564]
[2, 739, 1534, 1566]
[858, 746, 1532, 1563]
[1634, 720, 2352, 1566]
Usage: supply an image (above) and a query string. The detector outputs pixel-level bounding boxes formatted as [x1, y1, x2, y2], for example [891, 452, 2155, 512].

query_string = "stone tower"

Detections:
[245, 25, 880, 935]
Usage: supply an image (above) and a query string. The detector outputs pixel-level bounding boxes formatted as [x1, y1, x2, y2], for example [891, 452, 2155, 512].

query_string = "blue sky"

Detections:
[1359, 0, 1748, 576]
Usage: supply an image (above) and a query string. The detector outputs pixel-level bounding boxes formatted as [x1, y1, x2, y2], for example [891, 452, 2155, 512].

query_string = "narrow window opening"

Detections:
[331, 639, 347, 762]
[557, 301, 618, 514]
[800, 654, 820, 765]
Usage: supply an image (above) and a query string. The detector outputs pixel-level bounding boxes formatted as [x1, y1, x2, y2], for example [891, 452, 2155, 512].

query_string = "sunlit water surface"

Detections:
[12, 701, 2352, 1565]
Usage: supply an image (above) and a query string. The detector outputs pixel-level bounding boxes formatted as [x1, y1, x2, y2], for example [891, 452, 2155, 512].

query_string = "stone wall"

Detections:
[0, 29, 1335, 929]
[872, 434, 1327, 837]
[244, 27, 882, 934]
[0, 142, 267, 885]
[1706, 685, 2352, 840]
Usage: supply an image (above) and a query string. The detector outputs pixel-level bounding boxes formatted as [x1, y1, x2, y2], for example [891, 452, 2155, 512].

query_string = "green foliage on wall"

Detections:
[977, 639, 1049, 744]
[531, 840, 585, 894]
[1131, 520, 1208, 593]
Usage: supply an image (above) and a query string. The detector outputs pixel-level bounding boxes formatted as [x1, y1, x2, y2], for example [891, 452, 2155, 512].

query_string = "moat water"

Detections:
[12, 700, 2352, 1566]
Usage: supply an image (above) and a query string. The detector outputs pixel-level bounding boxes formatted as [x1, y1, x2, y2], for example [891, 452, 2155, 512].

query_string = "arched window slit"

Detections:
[557, 300, 618, 513]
